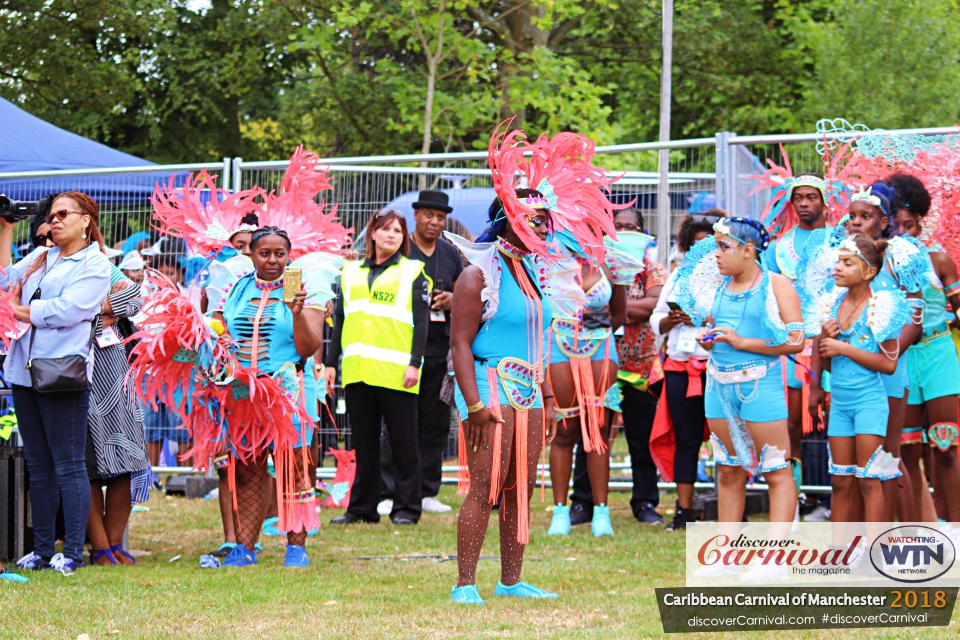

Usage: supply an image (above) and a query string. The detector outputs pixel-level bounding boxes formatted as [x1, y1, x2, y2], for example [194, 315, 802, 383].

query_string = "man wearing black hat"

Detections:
[399, 190, 463, 513]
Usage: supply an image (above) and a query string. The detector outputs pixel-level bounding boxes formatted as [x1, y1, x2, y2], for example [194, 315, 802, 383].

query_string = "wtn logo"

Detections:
[880, 544, 945, 567]
[871, 526, 956, 583]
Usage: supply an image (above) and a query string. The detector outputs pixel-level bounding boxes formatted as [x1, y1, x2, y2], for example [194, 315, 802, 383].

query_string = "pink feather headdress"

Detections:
[255, 145, 353, 260]
[150, 146, 352, 259]
[150, 172, 265, 258]
[488, 120, 628, 261]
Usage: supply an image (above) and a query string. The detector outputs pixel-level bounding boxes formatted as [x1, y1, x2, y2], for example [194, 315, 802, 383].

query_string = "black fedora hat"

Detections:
[412, 189, 453, 213]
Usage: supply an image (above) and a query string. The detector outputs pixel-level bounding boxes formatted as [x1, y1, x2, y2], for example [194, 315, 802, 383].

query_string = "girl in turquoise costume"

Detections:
[678, 217, 804, 581]
[843, 182, 928, 523]
[448, 122, 623, 605]
[889, 173, 960, 525]
[816, 235, 905, 526]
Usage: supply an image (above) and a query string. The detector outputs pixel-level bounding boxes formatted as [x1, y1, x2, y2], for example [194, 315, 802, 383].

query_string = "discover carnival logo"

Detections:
[869, 526, 956, 583]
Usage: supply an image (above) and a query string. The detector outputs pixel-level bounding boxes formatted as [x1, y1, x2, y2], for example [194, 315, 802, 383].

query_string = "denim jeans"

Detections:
[13, 385, 91, 562]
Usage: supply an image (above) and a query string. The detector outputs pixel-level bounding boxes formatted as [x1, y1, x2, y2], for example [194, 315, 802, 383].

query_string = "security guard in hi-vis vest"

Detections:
[324, 210, 431, 525]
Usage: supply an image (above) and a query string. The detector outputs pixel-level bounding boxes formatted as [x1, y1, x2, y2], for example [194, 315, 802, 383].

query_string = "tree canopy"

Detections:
[1, 0, 957, 163]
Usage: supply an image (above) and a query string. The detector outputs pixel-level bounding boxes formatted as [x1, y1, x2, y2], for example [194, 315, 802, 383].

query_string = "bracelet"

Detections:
[466, 401, 485, 414]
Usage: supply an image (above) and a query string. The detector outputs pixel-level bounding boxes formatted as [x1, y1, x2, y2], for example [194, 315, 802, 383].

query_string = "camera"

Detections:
[0, 196, 40, 222]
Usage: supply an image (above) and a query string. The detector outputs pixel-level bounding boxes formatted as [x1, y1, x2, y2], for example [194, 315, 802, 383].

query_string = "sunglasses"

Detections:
[691, 214, 721, 223]
[45, 209, 82, 224]
[614, 223, 642, 232]
[376, 208, 403, 218]
[33, 233, 52, 247]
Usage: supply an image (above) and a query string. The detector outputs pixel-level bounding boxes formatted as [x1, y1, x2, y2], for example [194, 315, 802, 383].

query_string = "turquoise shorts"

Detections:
[828, 386, 889, 438]
[881, 352, 909, 399]
[908, 332, 960, 405]
[454, 359, 543, 421]
[705, 364, 787, 423]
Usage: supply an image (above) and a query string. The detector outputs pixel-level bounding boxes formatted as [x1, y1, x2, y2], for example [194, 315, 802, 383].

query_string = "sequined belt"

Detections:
[922, 321, 950, 341]
[496, 357, 542, 411]
[707, 358, 774, 385]
[552, 318, 609, 359]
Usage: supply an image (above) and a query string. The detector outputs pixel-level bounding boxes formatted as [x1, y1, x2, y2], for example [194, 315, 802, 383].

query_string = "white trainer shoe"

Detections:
[377, 499, 393, 516]
[741, 562, 789, 583]
[422, 497, 453, 513]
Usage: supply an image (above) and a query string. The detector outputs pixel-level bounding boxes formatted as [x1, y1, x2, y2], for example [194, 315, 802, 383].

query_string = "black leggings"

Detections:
[665, 371, 706, 484]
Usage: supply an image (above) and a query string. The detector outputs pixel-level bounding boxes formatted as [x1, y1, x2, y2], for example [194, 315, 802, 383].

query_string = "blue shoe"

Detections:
[221, 544, 257, 567]
[548, 504, 571, 536]
[211, 542, 236, 558]
[592, 504, 614, 537]
[451, 584, 485, 605]
[494, 581, 559, 599]
[254, 542, 263, 555]
[15, 552, 50, 571]
[0, 569, 28, 583]
[283, 545, 310, 568]
[262, 517, 280, 537]
[48, 554, 83, 576]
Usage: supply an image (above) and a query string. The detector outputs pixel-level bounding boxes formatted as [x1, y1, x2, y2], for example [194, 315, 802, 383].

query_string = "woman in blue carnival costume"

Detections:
[840, 183, 930, 523]
[677, 217, 804, 581]
[447, 122, 621, 605]
[888, 173, 960, 525]
[135, 147, 349, 569]
[545, 215, 648, 539]
[815, 235, 906, 529]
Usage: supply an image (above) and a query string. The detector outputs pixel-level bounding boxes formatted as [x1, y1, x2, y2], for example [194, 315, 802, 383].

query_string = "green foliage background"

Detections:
[1, 0, 957, 163]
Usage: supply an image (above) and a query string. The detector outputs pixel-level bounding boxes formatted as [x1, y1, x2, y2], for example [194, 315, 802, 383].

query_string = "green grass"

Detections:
[4, 486, 959, 639]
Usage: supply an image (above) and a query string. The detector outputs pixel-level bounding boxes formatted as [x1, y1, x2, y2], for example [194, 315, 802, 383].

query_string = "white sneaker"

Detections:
[422, 497, 453, 513]
[804, 505, 831, 522]
[741, 562, 789, 583]
[791, 505, 801, 533]
[377, 499, 393, 516]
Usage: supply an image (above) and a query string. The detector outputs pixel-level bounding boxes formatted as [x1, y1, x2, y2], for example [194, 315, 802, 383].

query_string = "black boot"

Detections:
[666, 501, 699, 531]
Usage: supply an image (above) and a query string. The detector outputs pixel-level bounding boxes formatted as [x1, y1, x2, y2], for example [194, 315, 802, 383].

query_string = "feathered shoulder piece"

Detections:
[534, 240, 587, 321]
[150, 172, 265, 258]
[794, 227, 839, 337]
[674, 235, 720, 328]
[747, 145, 846, 238]
[868, 288, 912, 344]
[886, 234, 932, 293]
[488, 119, 627, 261]
[444, 232, 501, 321]
[205, 255, 255, 314]
[603, 231, 654, 285]
[257, 146, 353, 260]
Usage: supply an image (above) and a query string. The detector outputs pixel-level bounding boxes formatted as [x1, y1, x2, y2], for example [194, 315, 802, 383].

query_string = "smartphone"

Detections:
[667, 301, 682, 312]
[283, 267, 303, 303]
[430, 279, 446, 322]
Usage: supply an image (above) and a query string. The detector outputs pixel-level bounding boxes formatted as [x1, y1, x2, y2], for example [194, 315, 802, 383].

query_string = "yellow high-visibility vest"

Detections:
[340, 256, 428, 393]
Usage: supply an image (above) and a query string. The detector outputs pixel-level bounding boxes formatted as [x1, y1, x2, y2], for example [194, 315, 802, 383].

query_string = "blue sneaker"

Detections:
[15, 552, 50, 571]
[494, 581, 559, 599]
[451, 584, 485, 605]
[221, 544, 257, 567]
[283, 545, 310, 568]
[48, 553, 83, 576]
[591, 504, 614, 537]
[548, 504, 571, 536]
[254, 542, 263, 556]
[0, 569, 28, 583]
[262, 517, 280, 537]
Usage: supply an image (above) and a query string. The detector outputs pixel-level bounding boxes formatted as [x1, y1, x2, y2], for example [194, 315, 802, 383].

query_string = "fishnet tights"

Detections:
[232, 451, 311, 548]
[233, 457, 268, 549]
[456, 408, 543, 587]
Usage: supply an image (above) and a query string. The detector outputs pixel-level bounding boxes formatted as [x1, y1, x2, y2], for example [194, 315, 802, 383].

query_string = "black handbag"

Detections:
[25, 321, 96, 395]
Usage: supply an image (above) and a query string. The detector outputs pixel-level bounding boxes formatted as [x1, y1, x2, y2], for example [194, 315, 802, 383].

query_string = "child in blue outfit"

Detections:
[817, 235, 907, 525]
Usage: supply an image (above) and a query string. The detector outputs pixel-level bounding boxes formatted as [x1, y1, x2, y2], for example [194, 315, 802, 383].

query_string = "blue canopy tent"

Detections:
[0, 98, 204, 205]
